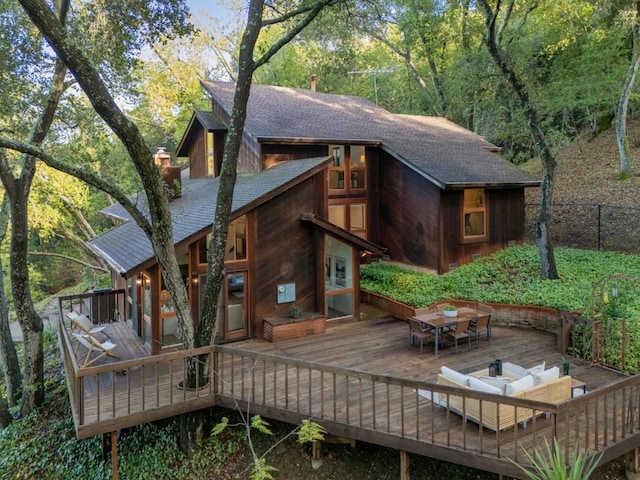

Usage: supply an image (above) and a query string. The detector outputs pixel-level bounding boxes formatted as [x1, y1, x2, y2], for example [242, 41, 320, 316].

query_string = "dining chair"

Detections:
[476, 303, 494, 340]
[443, 319, 471, 353]
[408, 318, 434, 354]
[469, 314, 491, 346]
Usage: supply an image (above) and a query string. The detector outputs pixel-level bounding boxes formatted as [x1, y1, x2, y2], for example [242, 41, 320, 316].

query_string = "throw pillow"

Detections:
[468, 377, 503, 395]
[505, 374, 535, 395]
[441, 366, 470, 386]
[478, 376, 510, 394]
[502, 362, 528, 379]
[533, 366, 560, 385]
[528, 361, 546, 375]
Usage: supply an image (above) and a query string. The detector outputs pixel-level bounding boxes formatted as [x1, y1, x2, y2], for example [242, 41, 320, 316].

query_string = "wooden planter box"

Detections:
[263, 313, 326, 342]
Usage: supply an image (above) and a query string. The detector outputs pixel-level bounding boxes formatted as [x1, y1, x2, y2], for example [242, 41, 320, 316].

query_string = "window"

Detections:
[328, 145, 366, 191]
[198, 215, 248, 265]
[463, 189, 487, 241]
[349, 145, 366, 189]
[206, 132, 214, 176]
[225, 216, 247, 262]
[328, 201, 367, 238]
[328, 205, 346, 229]
[350, 203, 366, 237]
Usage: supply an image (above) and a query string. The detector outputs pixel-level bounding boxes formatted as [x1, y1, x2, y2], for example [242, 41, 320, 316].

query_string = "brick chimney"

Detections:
[154, 147, 181, 200]
[310, 74, 317, 92]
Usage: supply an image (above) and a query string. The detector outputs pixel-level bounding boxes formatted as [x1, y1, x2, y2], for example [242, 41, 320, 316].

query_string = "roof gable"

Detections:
[91, 157, 330, 276]
[176, 110, 227, 157]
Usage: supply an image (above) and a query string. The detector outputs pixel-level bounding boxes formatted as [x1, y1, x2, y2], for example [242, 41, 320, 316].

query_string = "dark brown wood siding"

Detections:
[440, 188, 525, 273]
[252, 175, 321, 336]
[188, 128, 207, 179]
[373, 153, 440, 271]
[237, 135, 261, 173]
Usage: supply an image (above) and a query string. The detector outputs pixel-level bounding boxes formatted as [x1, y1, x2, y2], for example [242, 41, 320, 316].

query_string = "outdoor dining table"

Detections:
[410, 307, 482, 354]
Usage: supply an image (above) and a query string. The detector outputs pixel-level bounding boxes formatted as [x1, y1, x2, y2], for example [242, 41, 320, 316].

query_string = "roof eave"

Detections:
[257, 136, 382, 146]
[301, 213, 385, 255]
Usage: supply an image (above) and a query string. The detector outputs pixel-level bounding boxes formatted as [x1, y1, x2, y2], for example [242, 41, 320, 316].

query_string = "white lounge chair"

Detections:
[71, 333, 119, 367]
[67, 311, 109, 340]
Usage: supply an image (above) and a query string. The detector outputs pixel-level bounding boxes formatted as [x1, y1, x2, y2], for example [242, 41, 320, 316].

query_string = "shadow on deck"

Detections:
[57, 293, 639, 479]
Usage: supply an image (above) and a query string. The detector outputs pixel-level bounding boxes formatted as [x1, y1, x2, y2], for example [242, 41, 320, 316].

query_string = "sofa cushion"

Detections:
[528, 361, 546, 375]
[441, 366, 470, 386]
[502, 362, 528, 379]
[533, 366, 560, 385]
[469, 377, 503, 395]
[478, 376, 510, 394]
[505, 374, 534, 395]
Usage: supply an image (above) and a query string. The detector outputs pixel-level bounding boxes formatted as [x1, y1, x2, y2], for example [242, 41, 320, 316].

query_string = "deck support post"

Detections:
[625, 447, 640, 476]
[400, 450, 410, 480]
[311, 440, 323, 470]
[111, 431, 118, 480]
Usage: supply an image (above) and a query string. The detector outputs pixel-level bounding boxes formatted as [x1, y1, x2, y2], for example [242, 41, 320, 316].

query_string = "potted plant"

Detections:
[290, 305, 302, 319]
[443, 305, 458, 318]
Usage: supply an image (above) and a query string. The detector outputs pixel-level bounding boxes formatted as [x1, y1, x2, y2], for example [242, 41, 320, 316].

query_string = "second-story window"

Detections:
[328, 145, 366, 192]
[207, 132, 215, 176]
[463, 189, 487, 241]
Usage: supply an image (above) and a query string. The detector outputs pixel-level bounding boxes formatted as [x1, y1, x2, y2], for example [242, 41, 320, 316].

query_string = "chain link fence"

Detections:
[525, 203, 640, 254]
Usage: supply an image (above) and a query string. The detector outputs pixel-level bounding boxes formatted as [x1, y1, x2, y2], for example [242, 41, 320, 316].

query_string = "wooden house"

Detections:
[90, 156, 381, 351]
[179, 81, 539, 273]
[89, 81, 537, 350]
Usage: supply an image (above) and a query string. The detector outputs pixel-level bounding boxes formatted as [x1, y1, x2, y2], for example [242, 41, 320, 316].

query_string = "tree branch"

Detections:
[0, 136, 153, 235]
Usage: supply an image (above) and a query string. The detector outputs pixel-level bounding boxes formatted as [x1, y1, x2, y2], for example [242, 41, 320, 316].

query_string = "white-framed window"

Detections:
[463, 189, 487, 241]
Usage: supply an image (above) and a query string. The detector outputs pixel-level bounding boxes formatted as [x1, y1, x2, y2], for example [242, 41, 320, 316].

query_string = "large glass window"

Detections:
[160, 288, 179, 347]
[227, 272, 246, 333]
[325, 236, 354, 320]
[463, 189, 487, 240]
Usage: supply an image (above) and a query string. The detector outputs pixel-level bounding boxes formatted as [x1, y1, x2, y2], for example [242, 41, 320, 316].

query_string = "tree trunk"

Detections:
[18, 0, 196, 351]
[10, 184, 45, 414]
[0, 390, 11, 428]
[180, 0, 266, 454]
[0, 194, 21, 407]
[477, 0, 559, 280]
[615, 24, 640, 178]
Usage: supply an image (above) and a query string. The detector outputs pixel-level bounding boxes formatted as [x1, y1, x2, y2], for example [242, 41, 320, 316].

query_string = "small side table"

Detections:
[571, 378, 586, 398]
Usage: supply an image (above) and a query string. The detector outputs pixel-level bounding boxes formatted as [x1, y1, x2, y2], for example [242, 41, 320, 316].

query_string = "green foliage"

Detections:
[251, 415, 273, 435]
[362, 245, 640, 314]
[250, 457, 278, 480]
[515, 439, 602, 480]
[297, 419, 327, 444]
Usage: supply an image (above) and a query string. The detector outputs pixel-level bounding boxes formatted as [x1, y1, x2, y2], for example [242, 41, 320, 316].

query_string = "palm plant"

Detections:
[515, 439, 602, 480]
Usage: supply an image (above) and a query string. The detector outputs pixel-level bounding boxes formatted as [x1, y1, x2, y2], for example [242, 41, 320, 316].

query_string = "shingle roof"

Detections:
[90, 157, 330, 276]
[200, 81, 539, 188]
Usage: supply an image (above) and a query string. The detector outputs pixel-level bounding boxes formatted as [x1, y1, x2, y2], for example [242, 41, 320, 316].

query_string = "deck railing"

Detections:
[57, 293, 640, 474]
[58, 316, 216, 438]
[212, 345, 640, 474]
[58, 289, 128, 325]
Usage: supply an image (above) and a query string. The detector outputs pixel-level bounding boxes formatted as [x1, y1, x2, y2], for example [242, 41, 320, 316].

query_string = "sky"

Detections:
[186, 0, 237, 26]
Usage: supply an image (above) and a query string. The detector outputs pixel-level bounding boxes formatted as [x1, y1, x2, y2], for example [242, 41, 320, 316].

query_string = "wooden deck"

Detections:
[58, 308, 640, 479]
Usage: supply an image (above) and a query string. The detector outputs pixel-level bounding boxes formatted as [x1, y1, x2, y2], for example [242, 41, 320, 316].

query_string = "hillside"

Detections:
[521, 118, 640, 207]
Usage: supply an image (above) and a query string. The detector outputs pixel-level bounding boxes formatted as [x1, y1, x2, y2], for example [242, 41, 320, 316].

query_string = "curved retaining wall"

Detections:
[361, 291, 583, 337]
